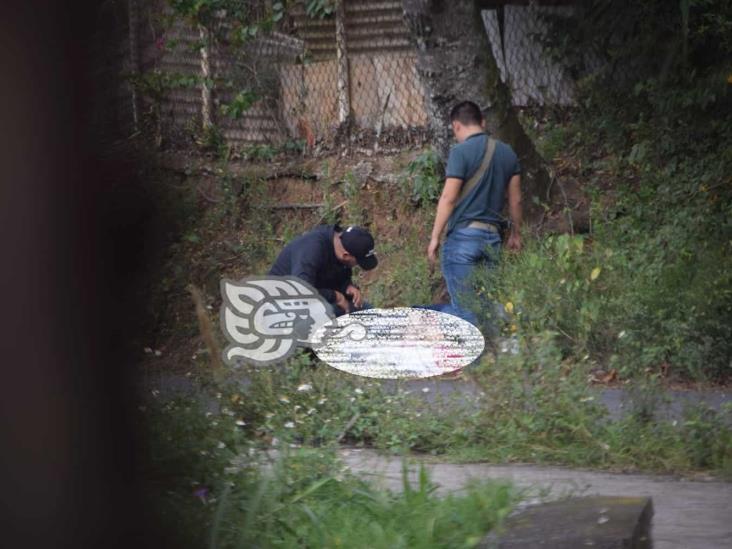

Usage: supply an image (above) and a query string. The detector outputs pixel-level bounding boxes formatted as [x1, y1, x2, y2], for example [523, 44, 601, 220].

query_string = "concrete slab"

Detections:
[480, 496, 653, 549]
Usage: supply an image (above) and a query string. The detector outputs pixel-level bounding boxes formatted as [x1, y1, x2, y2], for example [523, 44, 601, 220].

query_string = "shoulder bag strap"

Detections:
[456, 137, 497, 205]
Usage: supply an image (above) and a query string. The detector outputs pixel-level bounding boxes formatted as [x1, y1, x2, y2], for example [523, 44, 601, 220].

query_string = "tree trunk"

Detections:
[199, 25, 213, 130]
[335, 0, 351, 126]
[127, 0, 140, 131]
[402, 0, 555, 223]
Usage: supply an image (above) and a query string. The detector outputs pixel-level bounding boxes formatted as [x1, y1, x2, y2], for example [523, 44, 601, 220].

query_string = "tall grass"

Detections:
[141, 391, 515, 549]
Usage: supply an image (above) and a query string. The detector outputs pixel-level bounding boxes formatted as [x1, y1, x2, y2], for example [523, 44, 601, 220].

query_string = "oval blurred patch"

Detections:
[311, 307, 485, 379]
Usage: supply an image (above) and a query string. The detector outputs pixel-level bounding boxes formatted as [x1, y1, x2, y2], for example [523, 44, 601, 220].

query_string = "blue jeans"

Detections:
[435, 227, 501, 325]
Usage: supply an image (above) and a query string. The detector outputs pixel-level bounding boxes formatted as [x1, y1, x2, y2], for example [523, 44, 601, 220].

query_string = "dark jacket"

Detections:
[268, 224, 352, 304]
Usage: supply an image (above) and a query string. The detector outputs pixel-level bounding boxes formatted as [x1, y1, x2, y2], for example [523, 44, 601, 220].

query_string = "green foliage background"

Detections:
[487, 0, 732, 381]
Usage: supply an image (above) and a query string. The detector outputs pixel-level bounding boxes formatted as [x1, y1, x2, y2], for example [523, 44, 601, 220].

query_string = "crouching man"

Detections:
[269, 224, 378, 316]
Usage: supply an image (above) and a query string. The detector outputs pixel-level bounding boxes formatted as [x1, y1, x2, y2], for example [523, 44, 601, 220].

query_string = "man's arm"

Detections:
[506, 174, 522, 251]
[427, 177, 463, 265]
[289, 248, 336, 302]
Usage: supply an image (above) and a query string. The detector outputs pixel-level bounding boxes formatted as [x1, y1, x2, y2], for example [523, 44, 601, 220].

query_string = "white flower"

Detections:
[354, 388, 364, 395]
[307, 408, 316, 415]
[294, 405, 301, 411]
[297, 384, 313, 392]
[318, 398, 328, 405]
[217, 441, 226, 449]
[235, 420, 247, 426]
[143, 347, 153, 354]
[618, 330, 627, 339]
[279, 396, 290, 404]
[284, 421, 295, 429]
[422, 387, 430, 393]
[265, 412, 275, 419]
[349, 397, 356, 403]
[154, 350, 163, 357]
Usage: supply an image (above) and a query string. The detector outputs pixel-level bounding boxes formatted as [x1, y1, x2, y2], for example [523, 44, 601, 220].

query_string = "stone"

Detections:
[480, 496, 653, 549]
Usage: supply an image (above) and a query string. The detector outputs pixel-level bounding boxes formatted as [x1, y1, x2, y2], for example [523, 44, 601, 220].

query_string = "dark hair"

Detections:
[449, 101, 483, 125]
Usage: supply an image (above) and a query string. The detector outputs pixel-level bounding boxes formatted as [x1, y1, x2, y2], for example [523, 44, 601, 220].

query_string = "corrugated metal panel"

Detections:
[132, 0, 429, 147]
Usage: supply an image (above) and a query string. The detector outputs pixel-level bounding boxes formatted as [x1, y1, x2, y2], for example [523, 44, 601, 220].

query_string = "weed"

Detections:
[141, 371, 516, 548]
[343, 170, 367, 226]
[403, 149, 443, 206]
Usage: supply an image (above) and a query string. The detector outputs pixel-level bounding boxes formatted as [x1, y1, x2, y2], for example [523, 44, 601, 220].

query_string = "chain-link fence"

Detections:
[127, 0, 432, 152]
[106, 1, 582, 151]
[482, 3, 576, 107]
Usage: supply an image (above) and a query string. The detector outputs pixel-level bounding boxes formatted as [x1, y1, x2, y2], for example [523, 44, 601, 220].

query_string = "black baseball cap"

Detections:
[340, 225, 378, 270]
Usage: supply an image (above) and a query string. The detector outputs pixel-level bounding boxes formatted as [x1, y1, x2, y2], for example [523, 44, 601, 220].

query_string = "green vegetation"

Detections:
[142, 376, 515, 548]
[403, 149, 444, 206]
[365, 225, 441, 309]
[492, 0, 732, 382]
[468, 338, 732, 472]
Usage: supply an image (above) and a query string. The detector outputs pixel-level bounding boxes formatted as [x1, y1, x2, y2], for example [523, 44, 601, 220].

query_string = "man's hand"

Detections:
[334, 291, 352, 313]
[427, 237, 440, 268]
[506, 231, 522, 252]
[427, 178, 461, 272]
[345, 284, 363, 308]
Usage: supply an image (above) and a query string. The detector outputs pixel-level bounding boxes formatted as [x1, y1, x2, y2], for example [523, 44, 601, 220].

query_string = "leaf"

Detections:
[590, 267, 601, 281]
[289, 477, 333, 504]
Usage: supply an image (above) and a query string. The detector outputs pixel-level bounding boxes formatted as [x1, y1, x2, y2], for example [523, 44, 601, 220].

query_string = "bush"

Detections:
[480, 7, 732, 379]
[403, 149, 443, 206]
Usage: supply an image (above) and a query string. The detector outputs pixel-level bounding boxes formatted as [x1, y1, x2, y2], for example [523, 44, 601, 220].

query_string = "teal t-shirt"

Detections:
[445, 132, 520, 234]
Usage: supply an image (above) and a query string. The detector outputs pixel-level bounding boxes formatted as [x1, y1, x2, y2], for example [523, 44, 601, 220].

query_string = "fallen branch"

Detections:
[265, 172, 318, 181]
[187, 284, 224, 375]
[270, 202, 324, 209]
[316, 200, 348, 224]
[336, 411, 361, 443]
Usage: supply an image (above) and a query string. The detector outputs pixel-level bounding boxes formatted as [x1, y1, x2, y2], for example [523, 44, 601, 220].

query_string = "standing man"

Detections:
[269, 224, 377, 316]
[427, 101, 522, 325]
